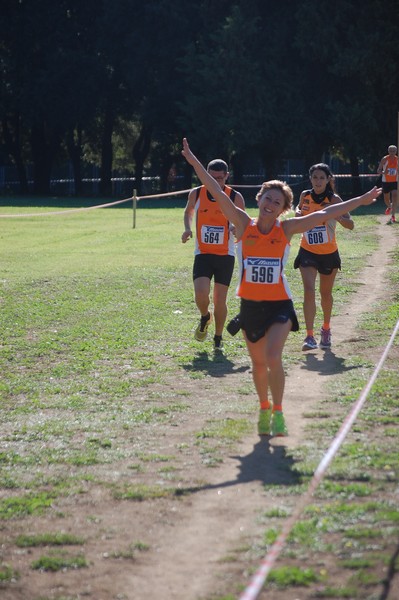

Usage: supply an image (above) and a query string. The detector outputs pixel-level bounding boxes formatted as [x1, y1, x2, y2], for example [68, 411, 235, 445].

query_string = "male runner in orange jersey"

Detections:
[181, 158, 245, 352]
[377, 144, 398, 224]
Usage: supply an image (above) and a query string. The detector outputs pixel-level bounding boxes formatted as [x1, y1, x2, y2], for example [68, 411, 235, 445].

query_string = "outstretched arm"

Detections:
[283, 186, 382, 239]
[181, 138, 250, 236]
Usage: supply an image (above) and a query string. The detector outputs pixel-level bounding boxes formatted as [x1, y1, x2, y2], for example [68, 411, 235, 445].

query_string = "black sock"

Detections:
[200, 312, 210, 325]
[214, 335, 222, 347]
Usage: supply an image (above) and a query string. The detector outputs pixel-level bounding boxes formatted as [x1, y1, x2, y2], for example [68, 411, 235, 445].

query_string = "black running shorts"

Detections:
[294, 247, 341, 275]
[239, 298, 299, 343]
[193, 253, 235, 286]
[382, 181, 397, 194]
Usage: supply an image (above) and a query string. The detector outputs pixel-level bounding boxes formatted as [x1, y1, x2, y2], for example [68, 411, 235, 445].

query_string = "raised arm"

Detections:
[181, 138, 250, 236]
[283, 186, 381, 240]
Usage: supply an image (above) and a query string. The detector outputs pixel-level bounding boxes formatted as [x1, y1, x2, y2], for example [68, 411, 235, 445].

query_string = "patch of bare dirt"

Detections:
[1, 216, 398, 600]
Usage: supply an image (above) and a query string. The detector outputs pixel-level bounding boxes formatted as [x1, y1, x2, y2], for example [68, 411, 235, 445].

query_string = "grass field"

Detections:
[0, 197, 398, 598]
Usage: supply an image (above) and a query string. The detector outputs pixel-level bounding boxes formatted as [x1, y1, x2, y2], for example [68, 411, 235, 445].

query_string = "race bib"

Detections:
[304, 225, 328, 245]
[201, 225, 224, 245]
[245, 257, 280, 284]
[387, 168, 397, 176]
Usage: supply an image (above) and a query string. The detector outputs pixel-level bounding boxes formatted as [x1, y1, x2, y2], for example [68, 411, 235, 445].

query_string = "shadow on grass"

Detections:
[301, 349, 364, 376]
[181, 350, 250, 378]
[177, 438, 301, 495]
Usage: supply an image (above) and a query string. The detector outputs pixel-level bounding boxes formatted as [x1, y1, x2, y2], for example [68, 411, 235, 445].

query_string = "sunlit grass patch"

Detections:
[0, 563, 19, 582]
[111, 483, 175, 501]
[343, 527, 381, 540]
[312, 586, 358, 598]
[305, 500, 382, 519]
[104, 540, 150, 560]
[263, 507, 290, 518]
[31, 551, 87, 571]
[196, 418, 252, 442]
[266, 565, 320, 587]
[317, 481, 372, 499]
[16, 532, 85, 547]
[347, 568, 382, 586]
[0, 492, 56, 519]
[198, 444, 225, 468]
[339, 557, 375, 569]
[194, 418, 253, 467]
[137, 453, 175, 462]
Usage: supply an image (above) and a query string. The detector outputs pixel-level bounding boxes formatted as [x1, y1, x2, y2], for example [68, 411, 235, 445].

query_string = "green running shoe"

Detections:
[258, 408, 272, 436]
[270, 411, 288, 437]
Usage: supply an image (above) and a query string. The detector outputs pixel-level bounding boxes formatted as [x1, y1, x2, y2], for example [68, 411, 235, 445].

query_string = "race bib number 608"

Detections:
[245, 257, 280, 284]
[304, 225, 328, 245]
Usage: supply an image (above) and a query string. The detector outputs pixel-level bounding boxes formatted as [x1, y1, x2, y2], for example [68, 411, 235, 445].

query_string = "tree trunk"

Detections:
[2, 114, 29, 194]
[99, 102, 114, 196]
[349, 155, 362, 196]
[66, 125, 83, 196]
[159, 154, 176, 193]
[132, 123, 152, 196]
[229, 152, 244, 185]
[261, 151, 278, 181]
[30, 121, 60, 196]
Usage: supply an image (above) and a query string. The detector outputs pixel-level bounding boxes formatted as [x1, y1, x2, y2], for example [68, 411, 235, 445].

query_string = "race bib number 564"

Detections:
[245, 257, 280, 284]
[201, 225, 224, 245]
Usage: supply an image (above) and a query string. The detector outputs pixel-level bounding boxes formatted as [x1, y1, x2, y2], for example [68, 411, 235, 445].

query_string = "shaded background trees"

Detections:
[0, 0, 398, 196]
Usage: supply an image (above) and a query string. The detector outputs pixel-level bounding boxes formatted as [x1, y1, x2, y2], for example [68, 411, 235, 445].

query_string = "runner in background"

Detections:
[294, 163, 354, 351]
[377, 144, 398, 224]
[181, 157, 245, 352]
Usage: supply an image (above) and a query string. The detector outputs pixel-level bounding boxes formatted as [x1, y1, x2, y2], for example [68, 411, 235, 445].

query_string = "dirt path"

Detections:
[3, 216, 398, 600]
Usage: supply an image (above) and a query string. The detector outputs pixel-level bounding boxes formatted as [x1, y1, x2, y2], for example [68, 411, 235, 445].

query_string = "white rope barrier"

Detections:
[239, 317, 399, 600]
[0, 196, 133, 218]
[135, 188, 191, 200]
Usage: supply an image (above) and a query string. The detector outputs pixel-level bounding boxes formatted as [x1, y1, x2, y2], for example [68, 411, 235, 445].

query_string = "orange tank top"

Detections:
[382, 155, 398, 183]
[236, 219, 292, 301]
[194, 185, 236, 256]
[299, 190, 337, 255]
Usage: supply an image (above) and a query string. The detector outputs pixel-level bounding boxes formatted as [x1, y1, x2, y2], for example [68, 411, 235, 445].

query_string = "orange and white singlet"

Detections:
[236, 219, 292, 301]
[194, 185, 236, 256]
[382, 154, 398, 183]
[299, 190, 337, 255]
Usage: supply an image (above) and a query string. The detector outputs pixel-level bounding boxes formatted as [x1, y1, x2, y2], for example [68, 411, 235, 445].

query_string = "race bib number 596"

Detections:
[245, 257, 280, 284]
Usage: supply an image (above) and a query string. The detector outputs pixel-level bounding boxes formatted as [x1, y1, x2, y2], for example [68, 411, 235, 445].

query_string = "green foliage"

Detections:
[0, 492, 55, 520]
[111, 484, 175, 501]
[31, 552, 87, 571]
[0, 563, 19, 582]
[2, 1, 398, 194]
[16, 532, 85, 547]
[267, 565, 319, 587]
